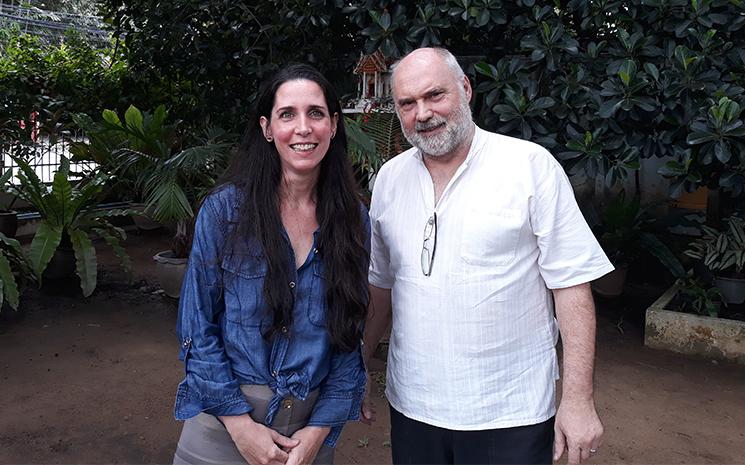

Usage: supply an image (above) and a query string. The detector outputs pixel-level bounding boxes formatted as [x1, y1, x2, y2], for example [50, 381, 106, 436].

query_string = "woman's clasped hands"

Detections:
[221, 415, 329, 465]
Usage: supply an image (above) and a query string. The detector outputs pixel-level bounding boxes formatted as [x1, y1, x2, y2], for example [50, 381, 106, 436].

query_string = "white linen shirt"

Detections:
[368, 126, 614, 430]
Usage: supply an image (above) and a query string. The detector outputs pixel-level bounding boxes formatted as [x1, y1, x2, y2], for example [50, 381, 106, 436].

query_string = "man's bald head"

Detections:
[391, 48, 465, 98]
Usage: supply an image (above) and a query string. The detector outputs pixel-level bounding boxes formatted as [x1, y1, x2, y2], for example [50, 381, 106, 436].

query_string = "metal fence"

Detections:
[0, 2, 109, 46]
[1, 131, 97, 184]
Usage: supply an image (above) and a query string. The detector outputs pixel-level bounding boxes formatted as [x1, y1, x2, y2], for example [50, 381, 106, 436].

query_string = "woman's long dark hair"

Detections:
[220, 64, 369, 352]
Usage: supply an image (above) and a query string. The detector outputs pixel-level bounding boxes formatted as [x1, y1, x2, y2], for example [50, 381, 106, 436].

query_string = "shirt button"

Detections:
[272, 370, 278, 377]
[289, 281, 296, 289]
[182, 337, 191, 348]
[282, 399, 293, 409]
[313, 248, 319, 254]
[281, 326, 288, 334]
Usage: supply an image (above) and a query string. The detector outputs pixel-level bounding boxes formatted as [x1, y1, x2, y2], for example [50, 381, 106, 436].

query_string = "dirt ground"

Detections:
[1, 230, 744, 465]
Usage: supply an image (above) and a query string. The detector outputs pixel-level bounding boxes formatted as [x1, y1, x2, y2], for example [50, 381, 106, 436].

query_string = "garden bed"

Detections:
[645, 285, 745, 364]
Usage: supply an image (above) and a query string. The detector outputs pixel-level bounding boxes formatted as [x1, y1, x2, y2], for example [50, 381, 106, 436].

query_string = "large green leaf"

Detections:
[8, 155, 48, 216]
[0, 168, 13, 187]
[102, 109, 122, 127]
[639, 232, 686, 280]
[27, 223, 63, 282]
[69, 228, 97, 297]
[93, 226, 132, 281]
[124, 105, 145, 134]
[50, 159, 74, 226]
[0, 253, 19, 310]
[69, 173, 108, 224]
[0, 232, 23, 256]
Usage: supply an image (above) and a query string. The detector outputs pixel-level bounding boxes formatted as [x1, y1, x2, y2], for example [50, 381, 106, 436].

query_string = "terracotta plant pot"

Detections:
[153, 250, 188, 298]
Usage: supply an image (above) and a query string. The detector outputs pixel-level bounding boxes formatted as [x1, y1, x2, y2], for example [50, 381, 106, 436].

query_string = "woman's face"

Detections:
[260, 79, 339, 180]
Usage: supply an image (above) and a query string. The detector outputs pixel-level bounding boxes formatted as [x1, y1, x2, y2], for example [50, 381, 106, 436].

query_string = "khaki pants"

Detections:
[173, 385, 334, 465]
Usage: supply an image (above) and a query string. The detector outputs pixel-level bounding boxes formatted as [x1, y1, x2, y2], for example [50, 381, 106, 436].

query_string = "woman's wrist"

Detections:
[302, 425, 331, 441]
[219, 413, 257, 436]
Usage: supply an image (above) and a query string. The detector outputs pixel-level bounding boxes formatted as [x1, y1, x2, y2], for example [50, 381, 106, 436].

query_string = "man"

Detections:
[361, 47, 614, 465]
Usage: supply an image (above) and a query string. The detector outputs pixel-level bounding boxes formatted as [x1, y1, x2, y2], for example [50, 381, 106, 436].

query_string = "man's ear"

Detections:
[463, 76, 473, 103]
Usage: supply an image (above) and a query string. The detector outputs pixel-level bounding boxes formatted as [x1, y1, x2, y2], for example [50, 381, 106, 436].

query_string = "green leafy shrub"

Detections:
[0, 26, 126, 125]
[97, 1, 745, 203]
[4, 155, 132, 296]
[0, 232, 34, 311]
[685, 216, 745, 275]
[72, 105, 235, 257]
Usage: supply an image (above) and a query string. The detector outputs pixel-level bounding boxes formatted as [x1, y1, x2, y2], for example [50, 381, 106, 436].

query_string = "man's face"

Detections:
[392, 52, 473, 158]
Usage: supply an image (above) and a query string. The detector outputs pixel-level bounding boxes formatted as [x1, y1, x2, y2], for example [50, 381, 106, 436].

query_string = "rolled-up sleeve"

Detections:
[174, 194, 253, 420]
[305, 346, 367, 447]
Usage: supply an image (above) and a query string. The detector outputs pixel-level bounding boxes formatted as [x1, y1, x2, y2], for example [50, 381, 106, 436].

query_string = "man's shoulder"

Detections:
[376, 146, 419, 181]
[477, 128, 560, 173]
[480, 128, 552, 159]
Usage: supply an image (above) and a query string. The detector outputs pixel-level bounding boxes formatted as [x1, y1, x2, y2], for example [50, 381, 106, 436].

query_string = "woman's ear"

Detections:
[259, 116, 273, 141]
[331, 112, 339, 139]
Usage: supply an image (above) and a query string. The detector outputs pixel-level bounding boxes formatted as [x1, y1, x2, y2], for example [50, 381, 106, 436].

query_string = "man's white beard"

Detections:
[402, 99, 472, 158]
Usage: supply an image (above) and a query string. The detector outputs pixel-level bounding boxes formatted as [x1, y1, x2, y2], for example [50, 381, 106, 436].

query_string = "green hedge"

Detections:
[0, 26, 125, 128]
[100, 0, 745, 199]
[5, 1, 743, 200]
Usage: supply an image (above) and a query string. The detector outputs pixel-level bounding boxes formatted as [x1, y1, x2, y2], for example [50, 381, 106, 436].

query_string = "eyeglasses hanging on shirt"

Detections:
[421, 212, 437, 276]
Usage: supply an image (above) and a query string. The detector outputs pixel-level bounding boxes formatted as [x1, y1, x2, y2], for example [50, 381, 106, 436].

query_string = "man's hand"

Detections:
[360, 374, 377, 424]
[285, 426, 330, 465]
[220, 414, 299, 465]
[553, 398, 603, 464]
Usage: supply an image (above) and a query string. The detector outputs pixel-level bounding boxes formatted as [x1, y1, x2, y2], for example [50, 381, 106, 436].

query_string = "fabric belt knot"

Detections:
[265, 371, 309, 425]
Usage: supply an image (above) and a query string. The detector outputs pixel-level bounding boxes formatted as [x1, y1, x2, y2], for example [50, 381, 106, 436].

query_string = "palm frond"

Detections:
[144, 178, 193, 223]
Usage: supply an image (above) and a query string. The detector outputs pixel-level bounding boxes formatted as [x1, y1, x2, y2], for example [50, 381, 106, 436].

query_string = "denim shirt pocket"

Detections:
[220, 255, 268, 327]
[308, 260, 328, 327]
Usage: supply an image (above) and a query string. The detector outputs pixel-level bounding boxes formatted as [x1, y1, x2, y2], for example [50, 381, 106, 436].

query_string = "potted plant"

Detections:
[4, 154, 132, 297]
[0, 114, 36, 239]
[0, 231, 35, 318]
[676, 277, 722, 318]
[70, 111, 160, 230]
[0, 170, 19, 238]
[684, 216, 745, 304]
[589, 191, 685, 296]
[74, 105, 234, 297]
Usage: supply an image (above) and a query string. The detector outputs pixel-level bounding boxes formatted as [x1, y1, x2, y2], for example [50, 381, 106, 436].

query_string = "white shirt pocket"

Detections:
[460, 208, 523, 267]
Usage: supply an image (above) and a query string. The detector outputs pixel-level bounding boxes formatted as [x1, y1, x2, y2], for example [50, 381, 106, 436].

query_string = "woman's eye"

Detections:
[309, 109, 325, 118]
[279, 111, 293, 119]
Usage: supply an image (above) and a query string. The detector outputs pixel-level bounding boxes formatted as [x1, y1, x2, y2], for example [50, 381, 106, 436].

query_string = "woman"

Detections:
[173, 64, 370, 465]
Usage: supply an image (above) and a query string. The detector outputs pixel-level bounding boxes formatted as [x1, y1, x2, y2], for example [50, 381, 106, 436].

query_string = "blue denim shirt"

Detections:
[174, 185, 369, 447]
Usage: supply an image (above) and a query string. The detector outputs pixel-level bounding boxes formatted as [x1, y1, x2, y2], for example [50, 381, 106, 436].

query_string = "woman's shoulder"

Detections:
[201, 183, 243, 222]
